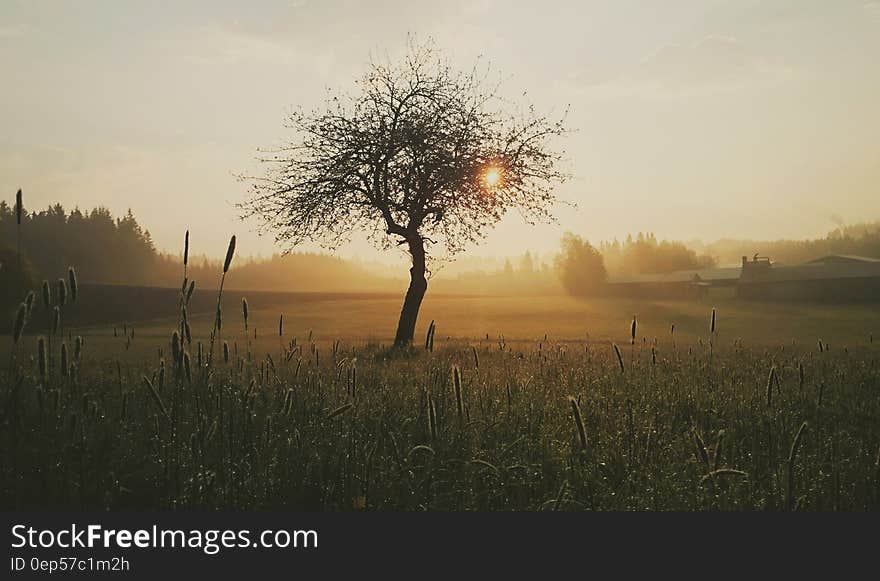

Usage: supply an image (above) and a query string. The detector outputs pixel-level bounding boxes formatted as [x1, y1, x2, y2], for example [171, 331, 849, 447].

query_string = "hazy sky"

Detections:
[2, 0, 879, 264]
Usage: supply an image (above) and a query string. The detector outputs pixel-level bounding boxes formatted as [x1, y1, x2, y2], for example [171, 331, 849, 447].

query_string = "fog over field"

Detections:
[3, 1, 880, 264]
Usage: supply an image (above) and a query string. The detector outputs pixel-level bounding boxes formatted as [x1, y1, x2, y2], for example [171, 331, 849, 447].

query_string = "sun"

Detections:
[484, 167, 502, 187]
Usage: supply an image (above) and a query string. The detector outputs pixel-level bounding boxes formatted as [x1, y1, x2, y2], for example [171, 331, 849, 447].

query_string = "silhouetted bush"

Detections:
[554, 232, 607, 296]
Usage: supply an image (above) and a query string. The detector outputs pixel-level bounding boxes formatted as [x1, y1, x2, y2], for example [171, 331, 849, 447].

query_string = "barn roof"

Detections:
[607, 255, 880, 286]
[804, 254, 880, 265]
[744, 255, 880, 283]
[608, 267, 741, 285]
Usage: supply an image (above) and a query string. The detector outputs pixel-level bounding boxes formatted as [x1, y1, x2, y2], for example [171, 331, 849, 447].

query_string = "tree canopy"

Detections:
[600, 232, 716, 275]
[0, 202, 156, 286]
[242, 41, 568, 260]
[554, 233, 607, 296]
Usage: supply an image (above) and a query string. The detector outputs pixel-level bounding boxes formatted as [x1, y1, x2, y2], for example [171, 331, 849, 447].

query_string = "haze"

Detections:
[2, 0, 879, 263]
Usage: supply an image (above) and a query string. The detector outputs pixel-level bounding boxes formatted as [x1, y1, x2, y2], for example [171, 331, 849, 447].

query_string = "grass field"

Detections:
[10, 286, 879, 349]
[2, 287, 879, 510]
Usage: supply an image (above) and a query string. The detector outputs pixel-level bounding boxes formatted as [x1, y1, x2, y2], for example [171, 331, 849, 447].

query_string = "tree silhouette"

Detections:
[241, 40, 568, 346]
[555, 233, 606, 296]
[599, 233, 716, 276]
[0, 202, 158, 286]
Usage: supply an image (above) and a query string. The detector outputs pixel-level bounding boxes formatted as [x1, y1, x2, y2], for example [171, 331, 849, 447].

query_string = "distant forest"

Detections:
[468, 223, 880, 297]
[599, 233, 716, 275]
[0, 202, 398, 294]
[3, 201, 879, 302]
[701, 221, 880, 266]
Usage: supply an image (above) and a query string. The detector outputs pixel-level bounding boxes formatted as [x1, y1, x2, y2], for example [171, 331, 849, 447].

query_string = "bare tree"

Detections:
[241, 40, 568, 347]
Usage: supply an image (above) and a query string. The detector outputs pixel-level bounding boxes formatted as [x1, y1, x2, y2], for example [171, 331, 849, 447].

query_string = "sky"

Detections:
[2, 0, 879, 266]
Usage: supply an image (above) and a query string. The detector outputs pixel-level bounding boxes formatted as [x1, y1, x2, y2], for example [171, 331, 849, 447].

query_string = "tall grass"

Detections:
[569, 396, 587, 451]
[1, 234, 878, 511]
[206, 235, 235, 373]
[2, 321, 876, 510]
[15, 188, 22, 269]
[12, 303, 27, 345]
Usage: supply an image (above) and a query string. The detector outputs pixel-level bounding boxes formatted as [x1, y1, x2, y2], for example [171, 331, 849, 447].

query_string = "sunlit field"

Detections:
[8, 287, 879, 350]
[2, 289, 879, 511]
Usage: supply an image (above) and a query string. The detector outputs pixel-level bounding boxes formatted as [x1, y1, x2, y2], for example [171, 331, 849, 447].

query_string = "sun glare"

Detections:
[484, 167, 502, 187]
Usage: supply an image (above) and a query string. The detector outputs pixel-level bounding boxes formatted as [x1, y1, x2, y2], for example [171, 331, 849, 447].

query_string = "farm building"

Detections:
[737, 254, 880, 301]
[606, 267, 741, 299]
[606, 254, 880, 301]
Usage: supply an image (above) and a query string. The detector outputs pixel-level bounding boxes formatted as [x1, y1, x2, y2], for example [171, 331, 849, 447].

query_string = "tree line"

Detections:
[555, 223, 880, 297]
[0, 202, 158, 287]
[703, 221, 880, 266]
[3, 197, 877, 309]
[0, 200, 399, 313]
[430, 233, 718, 297]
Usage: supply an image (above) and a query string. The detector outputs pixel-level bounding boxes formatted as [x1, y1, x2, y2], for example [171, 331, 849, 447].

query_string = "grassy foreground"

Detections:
[1, 292, 879, 511]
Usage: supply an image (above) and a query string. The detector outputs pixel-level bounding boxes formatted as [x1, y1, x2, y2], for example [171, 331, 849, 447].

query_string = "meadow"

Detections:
[2, 287, 879, 511]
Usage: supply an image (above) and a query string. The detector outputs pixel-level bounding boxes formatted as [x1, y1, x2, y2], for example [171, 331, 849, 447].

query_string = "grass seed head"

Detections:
[223, 235, 236, 273]
[57, 278, 67, 306]
[12, 302, 27, 344]
[171, 330, 181, 364]
[631, 316, 637, 344]
[41, 280, 51, 310]
[60, 342, 69, 377]
[68, 267, 78, 302]
[15, 188, 23, 224]
[183, 229, 190, 267]
[37, 336, 47, 380]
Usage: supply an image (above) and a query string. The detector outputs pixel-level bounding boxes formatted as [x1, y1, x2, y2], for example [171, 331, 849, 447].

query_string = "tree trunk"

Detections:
[394, 237, 428, 347]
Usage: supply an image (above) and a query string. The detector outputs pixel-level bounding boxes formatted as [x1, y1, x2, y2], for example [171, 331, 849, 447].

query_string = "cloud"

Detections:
[461, 0, 494, 16]
[0, 23, 26, 39]
[637, 36, 764, 86]
[178, 25, 330, 69]
[564, 36, 803, 100]
[865, 1, 880, 23]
